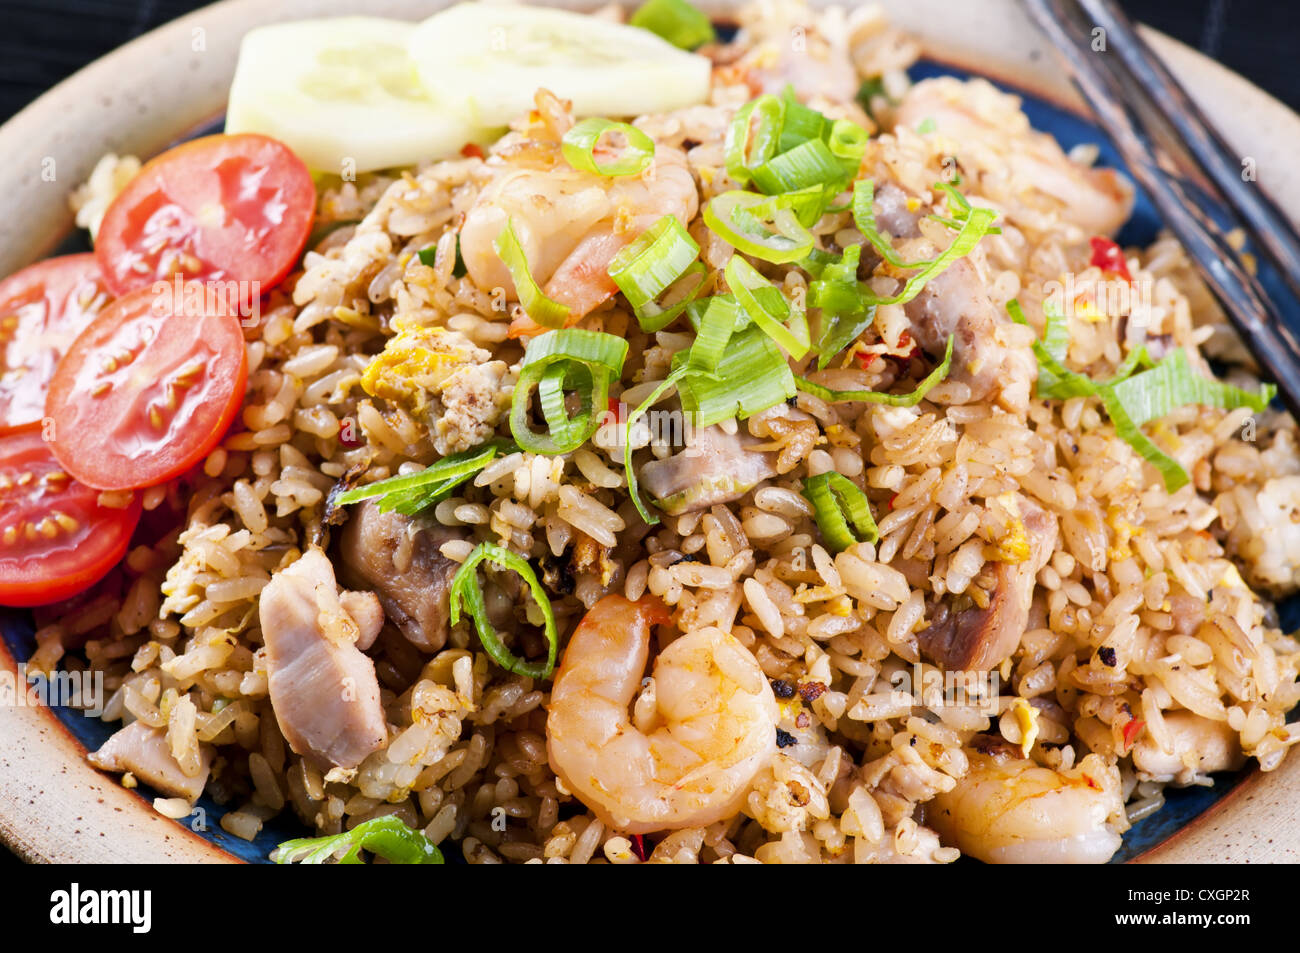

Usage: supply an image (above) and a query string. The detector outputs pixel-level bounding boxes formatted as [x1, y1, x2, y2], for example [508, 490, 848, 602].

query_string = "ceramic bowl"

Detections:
[2, 0, 1298, 863]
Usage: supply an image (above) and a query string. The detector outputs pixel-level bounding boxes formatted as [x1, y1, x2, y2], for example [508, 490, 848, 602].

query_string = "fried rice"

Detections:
[37, 0, 1300, 864]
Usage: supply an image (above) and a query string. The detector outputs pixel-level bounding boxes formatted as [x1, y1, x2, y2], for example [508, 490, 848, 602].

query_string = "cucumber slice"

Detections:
[408, 3, 712, 127]
[225, 17, 500, 174]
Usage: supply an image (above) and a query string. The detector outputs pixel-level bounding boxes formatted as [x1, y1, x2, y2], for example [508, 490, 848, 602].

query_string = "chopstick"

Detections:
[1076, 0, 1300, 307]
[1020, 0, 1300, 420]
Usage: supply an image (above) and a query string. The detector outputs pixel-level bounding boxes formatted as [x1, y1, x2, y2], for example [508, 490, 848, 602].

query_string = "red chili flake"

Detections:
[1122, 718, 1146, 753]
[854, 351, 877, 369]
[798, 681, 827, 704]
[461, 142, 486, 159]
[888, 494, 899, 510]
[630, 834, 647, 862]
[1089, 236, 1132, 284]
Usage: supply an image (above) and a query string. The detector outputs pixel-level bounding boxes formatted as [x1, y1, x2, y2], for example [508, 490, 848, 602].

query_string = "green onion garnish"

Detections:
[561, 117, 656, 177]
[607, 215, 705, 331]
[778, 86, 828, 153]
[851, 180, 930, 269]
[725, 255, 810, 358]
[724, 95, 785, 187]
[274, 816, 444, 865]
[334, 439, 517, 515]
[674, 323, 796, 425]
[796, 333, 954, 406]
[859, 205, 999, 308]
[1110, 346, 1275, 425]
[629, 0, 716, 50]
[809, 246, 876, 370]
[827, 118, 870, 180]
[494, 219, 571, 329]
[1008, 299, 1276, 492]
[449, 542, 558, 679]
[623, 365, 690, 526]
[704, 190, 815, 264]
[510, 329, 628, 455]
[855, 76, 892, 119]
[750, 137, 845, 197]
[802, 471, 879, 553]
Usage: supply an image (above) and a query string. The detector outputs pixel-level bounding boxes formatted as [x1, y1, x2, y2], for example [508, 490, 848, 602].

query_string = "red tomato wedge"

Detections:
[44, 284, 248, 491]
[0, 254, 112, 428]
[94, 133, 315, 298]
[0, 424, 141, 607]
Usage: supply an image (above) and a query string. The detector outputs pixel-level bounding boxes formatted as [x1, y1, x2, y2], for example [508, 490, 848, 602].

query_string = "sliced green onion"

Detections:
[449, 542, 558, 679]
[1110, 347, 1275, 425]
[724, 95, 784, 186]
[562, 117, 656, 177]
[726, 255, 810, 358]
[749, 184, 832, 228]
[1100, 389, 1189, 493]
[1008, 299, 1207, 493]
[779, 87, 828, 152]
[851, 179, 932, 269]
[704, 190, 815, 264]
[801, 471, 879, 552]
[855, 76, 893, 119]
[751, 137, 845, 196]
[634, 261, 708, 332]
[335, 439, 516, 515]
[674, 323, 796, 425]
[826, 118, 869, 179]
[274, 816, 443, 865]
[810, 245, 874, 370]
[510, 329, 628, 454]
[623, 366, 690, 526]
[860, 206, 998, 308]
[796, 333, 954, 406]
[809, 245, 863, 315]
[687, 294, 741, 373]
[494, 219, 570, 329]
[629, 0, 716, 49]
[607, 215, 703, 331]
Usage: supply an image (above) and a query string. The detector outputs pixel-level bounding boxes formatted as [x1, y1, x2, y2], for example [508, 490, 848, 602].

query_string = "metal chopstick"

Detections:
[1021, 0, 1300, 420]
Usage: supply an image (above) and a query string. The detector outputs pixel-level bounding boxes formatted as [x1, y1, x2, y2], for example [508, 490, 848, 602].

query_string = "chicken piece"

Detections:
[89, 721, 212, 802]
[338, 500, 461, 652]
[638, 424, 778, 516]
[872, 181, 1032, 406]
[918, 496, 1058, 672]
[258, 548, 387, 771]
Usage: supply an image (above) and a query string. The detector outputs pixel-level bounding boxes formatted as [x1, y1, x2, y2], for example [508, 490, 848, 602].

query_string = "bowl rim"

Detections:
[2, 0, 1298, 864]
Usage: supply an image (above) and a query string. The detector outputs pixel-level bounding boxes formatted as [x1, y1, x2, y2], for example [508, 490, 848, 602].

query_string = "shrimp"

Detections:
[546, 594, 780, 834]
[459, 101, 699, 337]
[927, 751, 1125, 864]
[895, 77, 1134, 237]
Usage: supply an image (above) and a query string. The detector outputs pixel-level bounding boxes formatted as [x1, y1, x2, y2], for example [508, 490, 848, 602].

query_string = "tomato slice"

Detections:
[44, 284, 248, 491]
[0, 254, 112, 428]
[94, 132, 316, 298]
[0, 424, 141, 607]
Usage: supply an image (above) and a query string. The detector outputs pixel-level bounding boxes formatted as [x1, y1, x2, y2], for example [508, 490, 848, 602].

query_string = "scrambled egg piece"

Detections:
[361, 323, 487, 411]
[991, 492, 1031, 563]
[361, 323, 514, 455]
[1009, 697, 1039, 757]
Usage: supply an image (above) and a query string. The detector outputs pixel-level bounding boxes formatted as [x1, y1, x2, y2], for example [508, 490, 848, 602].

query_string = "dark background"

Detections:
[1, 0, 1299, 122]
[0, 0, 1296, 865]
